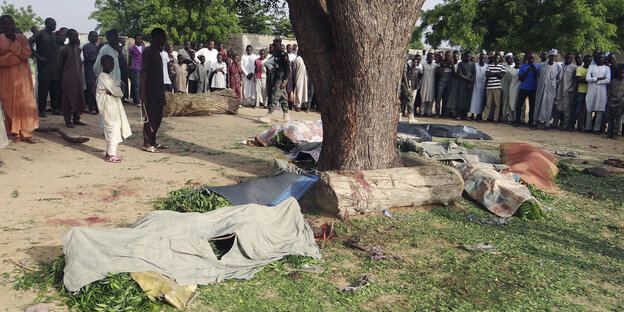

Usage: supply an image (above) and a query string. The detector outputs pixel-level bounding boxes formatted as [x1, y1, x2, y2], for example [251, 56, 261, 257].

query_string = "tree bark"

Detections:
[316, 157, 464, 219]
[287, 0, 425, 171]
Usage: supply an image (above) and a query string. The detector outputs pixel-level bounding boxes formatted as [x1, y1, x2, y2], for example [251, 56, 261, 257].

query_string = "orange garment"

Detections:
[0, 34, 38, 139]
[500, 142, 559, 194]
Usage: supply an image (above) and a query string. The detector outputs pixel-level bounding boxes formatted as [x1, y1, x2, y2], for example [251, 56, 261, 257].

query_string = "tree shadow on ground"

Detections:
[24, 245, 63, 264]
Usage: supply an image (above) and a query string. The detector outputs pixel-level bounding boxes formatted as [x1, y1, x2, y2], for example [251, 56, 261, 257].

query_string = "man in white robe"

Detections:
[533, 49, 562, 129]
[585, 52, 611, 132]
[240, 45, 258, 106]
[420, 52, 437, 116]
[470, 53, 489, 118]
[293, 54, 309, 110]
[96, 55, 131, 162]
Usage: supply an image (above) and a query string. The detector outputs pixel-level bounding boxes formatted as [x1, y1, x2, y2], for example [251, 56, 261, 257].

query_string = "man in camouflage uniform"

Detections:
[259, 38, 291, 123]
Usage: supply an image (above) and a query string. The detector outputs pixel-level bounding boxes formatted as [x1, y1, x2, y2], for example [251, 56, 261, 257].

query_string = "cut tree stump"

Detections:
[163, 90, 239, 117]
[317, 156, 464, 219]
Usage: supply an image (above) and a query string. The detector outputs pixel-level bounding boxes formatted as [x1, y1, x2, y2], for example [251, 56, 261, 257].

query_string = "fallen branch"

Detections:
[6, 259, 33, 271]
[35, 127, 89, 144]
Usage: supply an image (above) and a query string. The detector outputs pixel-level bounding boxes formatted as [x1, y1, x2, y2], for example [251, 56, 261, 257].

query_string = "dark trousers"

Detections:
[570, 92, 586, 130]
[84, 89, 97, 112]
[63, 108, 80, 124]
[143, 102, 164, 147]
[188, 80, 198, 94]
[129, 69, 141, 104]
[37, 79, 61, 113]
[516, 89, 536, 125]
[165, 84, 173, 92]
[436, 81, 452, 116]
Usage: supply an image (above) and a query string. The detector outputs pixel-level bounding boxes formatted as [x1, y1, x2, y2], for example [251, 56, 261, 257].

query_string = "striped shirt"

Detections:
[486, 63, 506, 89]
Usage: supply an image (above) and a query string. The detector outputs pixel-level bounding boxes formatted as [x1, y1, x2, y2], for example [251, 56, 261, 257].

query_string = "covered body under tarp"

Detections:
[208, 171, 318, 206]
[398, 123, 493, 140]
[62, 198, 322, 292]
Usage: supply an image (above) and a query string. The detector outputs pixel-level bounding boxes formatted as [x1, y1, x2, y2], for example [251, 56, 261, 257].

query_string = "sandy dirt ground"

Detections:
[0, 104, 622, 311]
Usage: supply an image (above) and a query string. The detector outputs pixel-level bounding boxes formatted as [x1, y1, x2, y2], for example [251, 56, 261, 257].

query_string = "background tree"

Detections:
[408, 26, 424, 50]
[89, 0, 147, 36]
[286, 0, 425, 170]
[0, 1, 43, 32]
[270, 9, 293, 37]
[420, 0, 622, 53]
[237, 4, 272, 34]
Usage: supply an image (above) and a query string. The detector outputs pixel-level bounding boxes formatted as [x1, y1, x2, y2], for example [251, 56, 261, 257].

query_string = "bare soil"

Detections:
[0, 105, 622, 311]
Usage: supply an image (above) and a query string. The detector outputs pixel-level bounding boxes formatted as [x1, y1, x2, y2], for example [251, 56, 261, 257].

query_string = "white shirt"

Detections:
[160, 50, 171, 85]
[197, 48, 218, 64]
[241, 53, 258, 76]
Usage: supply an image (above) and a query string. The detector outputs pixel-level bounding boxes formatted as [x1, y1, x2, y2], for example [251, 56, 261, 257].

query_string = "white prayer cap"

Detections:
[505, 52, 513, 58]
[548, 49, 558, 56]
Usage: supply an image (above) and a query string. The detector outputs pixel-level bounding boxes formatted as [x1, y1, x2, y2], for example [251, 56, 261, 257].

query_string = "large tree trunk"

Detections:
[287, 0, 425, 171]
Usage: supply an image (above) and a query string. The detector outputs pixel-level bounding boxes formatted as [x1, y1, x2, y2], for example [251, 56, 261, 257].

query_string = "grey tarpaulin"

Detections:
[62, 197, 322, 292]
[208, 172, 318, 206]
[398, 123, 492, 140]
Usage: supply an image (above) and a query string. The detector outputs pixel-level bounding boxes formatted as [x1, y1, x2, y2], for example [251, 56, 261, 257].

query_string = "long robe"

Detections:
[293, 56, 309, 108]
[229, 61, 242, 105]
[534, 61, 562, 122]
[501, 64, 513, 119]
[606, 79, 624, 119]
[193, 63, 210, 93]
[0, 34, 39, 138]
[555, 63, 578, 113]
[96, 72, 131, 155]
[211, 62, 227, 89]
[420, 62, 437, 103]
[171, 63, 188, 93]
[0, 101, 8, 148]
[456, 61, 475, 111]
[241, 53, 258, 101]
[93, 44, 121, 83]
[585, 65, 611, 112]
[506, 66, 521, 120]
[82, 42, 98, 95]
[470, 63, 488, 114]
[58, 45, 87, 114]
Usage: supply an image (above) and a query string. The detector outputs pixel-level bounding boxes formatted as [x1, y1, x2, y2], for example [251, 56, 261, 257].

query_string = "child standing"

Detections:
[96, 55, 132, 163]
[606, 65, 624, 139]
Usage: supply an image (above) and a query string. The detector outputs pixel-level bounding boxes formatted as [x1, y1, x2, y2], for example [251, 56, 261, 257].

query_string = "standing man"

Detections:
[455, 51, 475, 120]
[584, 52, 611, 133]
[501, 53, 515, 123]
[241, 45, 258, 107]
[116, 41, 129, 102]
[420, 52, 437, 117]
[82, 31, 99, 114]
[197, 40, 218, 64]
[128, 34, 145, 107]
[178, 40, 194, 60]
[94, 29, 121, 82]
[435, 53, 453, 118]
[469, 53, 488, 120]
[57, 29, 86, 128]
[259, 38, 291, 123]
[140, 28, 168, 153]
[571, 55, 592, 131]
[482, 54, 505, 122]
[293, 51, 309, 111]
[554, 53, 578, 130]
[29, 17, 61, 117]
[514, 53, 540, 127]
[410, 54, 423, 118]
[254, 48, 268, 108]
[534, 49, 562, 130]
[0, 15, 39, 143]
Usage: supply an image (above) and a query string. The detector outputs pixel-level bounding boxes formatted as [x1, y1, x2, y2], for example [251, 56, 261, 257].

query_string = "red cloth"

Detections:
[500, 142, 559, 194]
[255, 58, 263, 79]
[228, 62, 241, 105]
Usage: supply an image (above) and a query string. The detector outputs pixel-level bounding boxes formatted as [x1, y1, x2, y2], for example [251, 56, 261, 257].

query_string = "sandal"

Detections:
[155, 144, 169, 150]
[143, 146, 162, 153]
[22, 137, 37, 144]
[105, 155, 122, 163]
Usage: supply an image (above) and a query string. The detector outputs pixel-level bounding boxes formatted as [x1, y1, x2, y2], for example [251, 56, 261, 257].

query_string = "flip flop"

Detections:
[105, 155, 122, 163]
[22, 137, 37, 144]
[143, 146, 162, 153]
[155, 144, 169, 150]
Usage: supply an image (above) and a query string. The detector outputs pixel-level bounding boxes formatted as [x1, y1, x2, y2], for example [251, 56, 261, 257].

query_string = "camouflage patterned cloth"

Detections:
[455, 162, 535, 218]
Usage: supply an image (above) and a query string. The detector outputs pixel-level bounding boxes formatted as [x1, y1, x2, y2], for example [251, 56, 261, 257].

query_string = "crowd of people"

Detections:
[401, 49, 624, 138]
[2, 13, 623, 166]
[0, 14, 317, 162]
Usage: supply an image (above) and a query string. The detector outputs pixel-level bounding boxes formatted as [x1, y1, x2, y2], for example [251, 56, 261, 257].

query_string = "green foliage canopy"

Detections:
[420, 0, 623, 53]
[0, 1, 43, 32]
